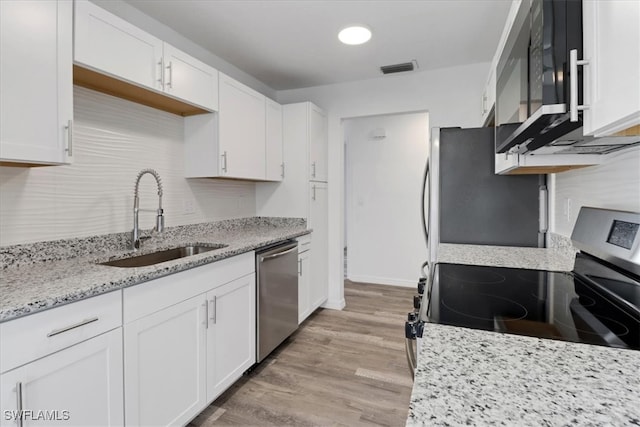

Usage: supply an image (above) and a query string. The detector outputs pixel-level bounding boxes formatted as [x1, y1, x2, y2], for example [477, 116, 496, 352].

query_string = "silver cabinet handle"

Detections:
[65, 119, 73, 157]
[482, 93, 487, 115]
[47, 317, 99, 337]
[157, 59, 164, 86]
[311, 161, 316, 178]
[312, 184, 317, 201]
[210, 296, 217, 324]
[15, 382, 23, 427]
[281, 163, 285, 178]
[569, 49, 589, 122]
[165, 61, 173, 89]
[298, 258, 302, 276]
[203, 301, 209, 328]
[221, 151, 228, 173]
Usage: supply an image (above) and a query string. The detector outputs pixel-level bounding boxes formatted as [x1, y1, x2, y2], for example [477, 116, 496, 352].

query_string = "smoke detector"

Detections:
[380, 60, 419, 75]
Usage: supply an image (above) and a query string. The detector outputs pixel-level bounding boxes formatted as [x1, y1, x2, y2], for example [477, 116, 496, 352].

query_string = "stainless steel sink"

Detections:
[99, 244, 227, 268]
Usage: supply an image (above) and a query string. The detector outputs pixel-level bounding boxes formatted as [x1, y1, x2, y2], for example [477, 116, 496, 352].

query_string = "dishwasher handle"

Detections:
[260, 245, 298, 261]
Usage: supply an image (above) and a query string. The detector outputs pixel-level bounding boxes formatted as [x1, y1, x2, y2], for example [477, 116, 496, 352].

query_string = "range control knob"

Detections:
[415, 321, 425, 338]
[413, 295, 421, 309]
[407, 312, 418, 322]
[417, 280, 426, 295]
[405, 321, 416, 339]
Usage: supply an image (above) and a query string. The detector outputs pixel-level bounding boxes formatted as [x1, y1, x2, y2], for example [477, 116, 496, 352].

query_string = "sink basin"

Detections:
[99, 244, 227, 268]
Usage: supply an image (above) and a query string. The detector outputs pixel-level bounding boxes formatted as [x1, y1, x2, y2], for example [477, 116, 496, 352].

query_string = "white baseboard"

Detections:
[322, 297, 346, 310]
[347, 275, 415, 288]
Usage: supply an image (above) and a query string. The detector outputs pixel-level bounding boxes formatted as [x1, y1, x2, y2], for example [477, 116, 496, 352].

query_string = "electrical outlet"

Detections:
[183, 199, 195, 215]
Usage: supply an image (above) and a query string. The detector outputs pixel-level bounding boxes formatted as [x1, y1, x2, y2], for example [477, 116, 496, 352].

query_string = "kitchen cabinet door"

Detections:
[218, 73, 266, 180]
[206, 274, 256, 402]
[162, 43, 218, 111]
[309, 182, 329, 310]
[124, 295, 207, 427]
[298, 247, 312, 324]
[74, 0, 163, 92]
[266, 98, 284, 181]
[0, 0, 73, 166]
[309, 104, 329, 182]
[0, 328, 123, 427]
[582, 0, 640, 136]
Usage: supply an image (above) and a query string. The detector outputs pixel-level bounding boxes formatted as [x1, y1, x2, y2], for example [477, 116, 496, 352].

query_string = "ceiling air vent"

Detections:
[380, 60, 418, 75]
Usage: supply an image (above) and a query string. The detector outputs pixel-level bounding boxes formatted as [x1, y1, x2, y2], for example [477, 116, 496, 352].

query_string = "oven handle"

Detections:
[405, 337, 417, 378]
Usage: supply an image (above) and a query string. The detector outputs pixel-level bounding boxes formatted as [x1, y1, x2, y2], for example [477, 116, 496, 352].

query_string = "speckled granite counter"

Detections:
[407, 324, 640, 426]
[0, 217, 309, 322]
[407, 238, 640, 426]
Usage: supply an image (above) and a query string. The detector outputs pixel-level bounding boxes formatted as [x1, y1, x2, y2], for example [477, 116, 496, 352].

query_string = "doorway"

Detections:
[343, 112, 429, 287]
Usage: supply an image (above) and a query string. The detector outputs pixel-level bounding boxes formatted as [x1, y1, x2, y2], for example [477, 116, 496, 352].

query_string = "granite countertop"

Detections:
[407, 239, 640, 426]
[0, 217, 309, 322]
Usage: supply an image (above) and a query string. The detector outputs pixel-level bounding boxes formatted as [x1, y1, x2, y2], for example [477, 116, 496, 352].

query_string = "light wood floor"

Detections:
[189, 280, 415, 427]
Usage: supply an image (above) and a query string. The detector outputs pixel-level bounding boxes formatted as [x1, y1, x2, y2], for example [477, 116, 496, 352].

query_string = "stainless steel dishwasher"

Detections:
[256, 240, 299, 363]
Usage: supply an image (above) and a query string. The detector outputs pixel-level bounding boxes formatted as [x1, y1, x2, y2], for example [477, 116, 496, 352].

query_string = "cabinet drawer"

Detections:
[124, 252, 255, 323]
[0, 290, 122, 373]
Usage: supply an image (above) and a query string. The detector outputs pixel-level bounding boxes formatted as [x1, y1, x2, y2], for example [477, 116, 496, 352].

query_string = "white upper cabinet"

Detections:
[266, 98, 284, 181]
[481, 66, 496, 125]
[74, 0, 218, 114]
[582, 0, 640, 136]
[309, 104, 329, 182]
[74, 0, 163, 91]
[185, 74, 282, 181]
[163, 43, 219, 111]
[0, 0, 73, 166]
[218, 73, 266, 180]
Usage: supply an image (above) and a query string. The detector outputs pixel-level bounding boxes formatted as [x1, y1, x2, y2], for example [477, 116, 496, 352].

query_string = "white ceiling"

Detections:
[124, 0, 512, 91]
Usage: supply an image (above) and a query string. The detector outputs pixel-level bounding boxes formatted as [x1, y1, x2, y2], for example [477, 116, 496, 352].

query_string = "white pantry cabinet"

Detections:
[124, 295, 207, 427]
[266, 98, 284, 181]
[206, 274, 256, 401]
[74, 0, 218, 112]
[309, 104, 329, 182]
[0, 0, 73, 166]
[297, 235, 313, 324]
[255, 102, 329, 314]
[582, 0, 640, 136]
[309, 182, 329, 310]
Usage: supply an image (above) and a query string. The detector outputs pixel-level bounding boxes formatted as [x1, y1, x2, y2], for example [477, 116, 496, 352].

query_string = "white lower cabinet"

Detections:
[309, 182, 329, 310]
[297, 237, 312, 324]
[206, 274, 256, 401]
[124, 295, 207, 427]
[122, 253, 255, 426]
[0, 328, 123, 427]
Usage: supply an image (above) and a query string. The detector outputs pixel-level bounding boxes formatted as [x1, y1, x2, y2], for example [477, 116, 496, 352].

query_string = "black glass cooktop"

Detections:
[424, 256, 640, 350]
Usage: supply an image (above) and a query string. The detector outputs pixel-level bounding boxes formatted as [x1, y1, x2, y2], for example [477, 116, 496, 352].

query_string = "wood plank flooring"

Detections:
[189, 280, 416, 427]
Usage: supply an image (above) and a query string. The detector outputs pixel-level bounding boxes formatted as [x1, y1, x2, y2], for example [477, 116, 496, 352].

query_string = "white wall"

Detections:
[277, 62, 488, 302]
[344, 113, 429, 286]
[0, 87, 255, 246]
[550, 147, 640, 237]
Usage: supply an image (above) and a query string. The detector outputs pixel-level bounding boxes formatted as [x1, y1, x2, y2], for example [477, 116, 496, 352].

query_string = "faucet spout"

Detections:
[131, 169, 164, 250]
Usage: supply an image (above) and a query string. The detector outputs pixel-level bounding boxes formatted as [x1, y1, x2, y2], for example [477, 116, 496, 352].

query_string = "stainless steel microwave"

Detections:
[495, 0, 584, 154]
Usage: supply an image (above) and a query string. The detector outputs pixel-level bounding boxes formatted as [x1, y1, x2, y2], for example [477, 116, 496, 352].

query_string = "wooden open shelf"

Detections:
[73, 65, 210, 117]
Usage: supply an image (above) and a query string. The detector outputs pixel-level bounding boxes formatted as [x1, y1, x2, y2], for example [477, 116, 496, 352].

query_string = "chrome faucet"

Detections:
[131, 169, 164, 250]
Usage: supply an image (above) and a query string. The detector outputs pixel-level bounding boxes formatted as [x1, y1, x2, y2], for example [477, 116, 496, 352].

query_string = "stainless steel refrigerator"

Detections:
[424, 127, 546, 268]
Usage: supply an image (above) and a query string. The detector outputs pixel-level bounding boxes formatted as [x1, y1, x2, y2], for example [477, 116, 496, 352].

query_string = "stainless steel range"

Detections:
[406, 207, 640, 375]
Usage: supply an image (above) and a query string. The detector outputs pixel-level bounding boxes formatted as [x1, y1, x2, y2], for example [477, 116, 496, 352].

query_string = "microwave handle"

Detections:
[569, 49, 590, 122]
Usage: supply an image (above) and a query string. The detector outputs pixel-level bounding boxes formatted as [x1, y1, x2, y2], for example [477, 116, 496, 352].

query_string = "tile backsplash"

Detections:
[0, 87, 255, 246]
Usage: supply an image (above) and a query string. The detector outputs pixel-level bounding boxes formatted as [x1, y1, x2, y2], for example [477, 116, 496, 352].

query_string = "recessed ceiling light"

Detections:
[338, 26, 372, 45]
